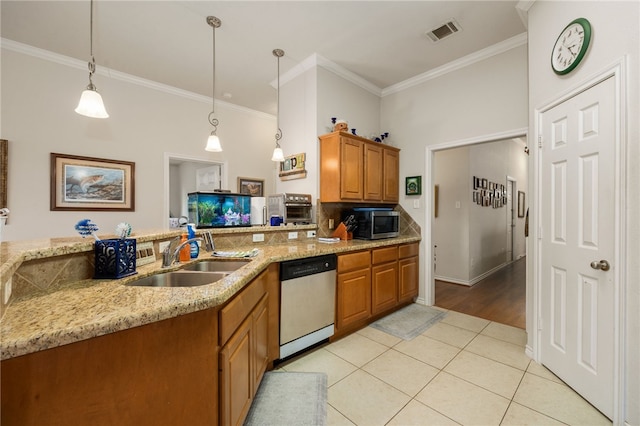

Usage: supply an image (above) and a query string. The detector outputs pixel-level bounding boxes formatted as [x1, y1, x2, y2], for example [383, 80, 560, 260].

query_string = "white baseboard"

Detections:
[433, 275, 472, 286]
[436, 261, 515, 287]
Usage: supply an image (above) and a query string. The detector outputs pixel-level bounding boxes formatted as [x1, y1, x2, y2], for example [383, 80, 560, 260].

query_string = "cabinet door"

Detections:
[219, 316, 253, 426]
[383, 148, 400, 202]
[336, 268, 371, 331]
[372, 261, 398, 315]
[340, 138, 364, 200]
[398, 256, 419, 303]
[252, 295, 269, 391]
[364, 143, 383, 201]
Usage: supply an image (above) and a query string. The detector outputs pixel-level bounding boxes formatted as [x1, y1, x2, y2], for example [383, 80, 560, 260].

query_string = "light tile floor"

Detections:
[279, 308, 611, 426]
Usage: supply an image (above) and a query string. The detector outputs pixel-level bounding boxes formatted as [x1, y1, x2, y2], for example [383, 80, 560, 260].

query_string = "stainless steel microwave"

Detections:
[344, 208, 399, 240]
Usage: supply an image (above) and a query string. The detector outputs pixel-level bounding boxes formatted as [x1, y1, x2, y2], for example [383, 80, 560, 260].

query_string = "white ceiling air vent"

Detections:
[426, 19, 461, 42]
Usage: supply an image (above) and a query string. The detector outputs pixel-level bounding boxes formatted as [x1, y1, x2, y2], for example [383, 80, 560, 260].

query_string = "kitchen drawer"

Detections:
[398, 242, 419, 259]
[338, 251, 370, 273]
[372, 246, 398, 265]
[219, 270, 267, 346]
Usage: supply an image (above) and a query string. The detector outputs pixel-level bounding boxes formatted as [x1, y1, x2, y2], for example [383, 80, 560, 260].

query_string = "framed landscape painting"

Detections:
[237, 177, 264, 196]
[50, 153, 135, 211]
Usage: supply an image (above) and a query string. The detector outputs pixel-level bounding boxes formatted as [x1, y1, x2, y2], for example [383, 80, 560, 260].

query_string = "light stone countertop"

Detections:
[0, 235, 420, 360]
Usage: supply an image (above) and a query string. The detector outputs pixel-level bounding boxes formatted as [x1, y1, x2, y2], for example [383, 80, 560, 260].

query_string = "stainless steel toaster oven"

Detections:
[267, 193, 313, 224]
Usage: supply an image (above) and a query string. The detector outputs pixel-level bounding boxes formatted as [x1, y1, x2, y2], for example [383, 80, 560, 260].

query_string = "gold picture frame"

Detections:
[50, 153, 135, 211]
[237, 177, 264, 197]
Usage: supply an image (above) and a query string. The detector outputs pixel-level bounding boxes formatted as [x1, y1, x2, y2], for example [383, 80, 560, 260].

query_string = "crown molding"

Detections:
[1, 38, 274, 120]
[382, 32, 528, 97]
[516, 0, 535, 29]
[3, 30, 527, 113]
[273, 33, 527, 99]
[273, 53, 383, 97]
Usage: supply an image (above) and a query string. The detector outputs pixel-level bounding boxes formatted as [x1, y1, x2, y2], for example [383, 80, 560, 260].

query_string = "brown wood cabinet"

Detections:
[398, 242, 419, 303]
[0, 263, 280, 426]
[335, 242, 419, 339]
[319, 131, 400, 203]
[336, 250, 371, 334]
[371, 246, 399, 315]
[219, 268, 272, 426]
[383, 148, 400, 202]
[364, 143, 383, 201]
[1, 308, 219, 426]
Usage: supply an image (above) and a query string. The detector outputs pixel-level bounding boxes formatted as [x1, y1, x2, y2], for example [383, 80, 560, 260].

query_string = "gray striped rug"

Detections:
[244, 371, 327, 426]
[370, 303, 447, 340]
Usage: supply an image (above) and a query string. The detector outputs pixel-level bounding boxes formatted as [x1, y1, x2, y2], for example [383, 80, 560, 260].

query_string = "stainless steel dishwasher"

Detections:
[279, 254, 337, 359]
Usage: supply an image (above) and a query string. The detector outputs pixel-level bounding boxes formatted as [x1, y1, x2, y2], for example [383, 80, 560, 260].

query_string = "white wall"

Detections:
[468, 138, 528, 278]
[316, 67, 381, 141]
[433, 146, 470, 282]
[527, 2, 639, 423]
[434, 138, 528, 285]
[381, 44, 529, 301]
[275, 66, 318, 197]
[275, 63, 382, 202]
[1, 48, 276, 241]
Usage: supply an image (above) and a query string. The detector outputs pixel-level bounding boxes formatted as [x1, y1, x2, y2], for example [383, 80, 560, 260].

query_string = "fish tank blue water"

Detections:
[187, 192, 252, 228]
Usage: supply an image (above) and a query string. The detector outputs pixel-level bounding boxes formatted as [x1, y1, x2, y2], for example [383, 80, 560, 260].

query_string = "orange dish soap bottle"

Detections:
[179, 233, 190, 262]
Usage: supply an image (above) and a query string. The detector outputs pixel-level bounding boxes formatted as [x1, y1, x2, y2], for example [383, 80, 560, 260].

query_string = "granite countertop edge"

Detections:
[0, 236, 420, 360]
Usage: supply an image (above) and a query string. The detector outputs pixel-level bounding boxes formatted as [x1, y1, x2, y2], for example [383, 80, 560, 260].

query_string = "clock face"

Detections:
[551, 18, 592, 75]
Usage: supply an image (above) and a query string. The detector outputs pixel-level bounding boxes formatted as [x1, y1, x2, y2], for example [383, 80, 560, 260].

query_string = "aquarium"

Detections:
[187, 192, 252, 228]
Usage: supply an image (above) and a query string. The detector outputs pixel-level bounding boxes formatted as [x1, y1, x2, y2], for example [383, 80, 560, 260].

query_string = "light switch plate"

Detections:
[288, 231, 298, 240]
[253, 233, 265, 242]
[136, 241, 156, 267]
[307, 230, 316, 238]
[413, 199, 420, 209]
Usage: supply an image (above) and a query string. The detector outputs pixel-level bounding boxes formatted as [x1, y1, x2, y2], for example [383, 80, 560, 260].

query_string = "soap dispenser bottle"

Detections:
[187, 224, 199, 259]
[179, 233, 190, 262]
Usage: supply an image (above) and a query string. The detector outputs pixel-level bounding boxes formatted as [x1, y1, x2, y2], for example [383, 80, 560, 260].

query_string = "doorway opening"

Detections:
[424, 129, 528, 328]
[163, 153, 227, 228]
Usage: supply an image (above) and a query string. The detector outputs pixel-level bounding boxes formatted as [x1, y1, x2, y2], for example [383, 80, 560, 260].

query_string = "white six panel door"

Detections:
[539, 76, 616, 419]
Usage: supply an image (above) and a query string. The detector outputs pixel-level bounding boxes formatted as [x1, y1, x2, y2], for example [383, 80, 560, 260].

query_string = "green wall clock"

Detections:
[551, 17, 592, 75]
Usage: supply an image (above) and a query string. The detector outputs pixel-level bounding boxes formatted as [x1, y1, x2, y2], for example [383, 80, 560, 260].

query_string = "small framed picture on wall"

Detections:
[405, 176, 422, 195]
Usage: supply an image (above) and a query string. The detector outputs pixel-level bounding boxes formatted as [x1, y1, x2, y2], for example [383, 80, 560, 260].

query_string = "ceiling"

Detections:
[1, 1, 527, 115]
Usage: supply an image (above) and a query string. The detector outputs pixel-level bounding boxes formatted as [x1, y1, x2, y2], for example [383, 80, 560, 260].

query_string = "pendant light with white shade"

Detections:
[75, 0, 109, 118]
[204, 16, 222, 152]
[271, 49, 285, 162]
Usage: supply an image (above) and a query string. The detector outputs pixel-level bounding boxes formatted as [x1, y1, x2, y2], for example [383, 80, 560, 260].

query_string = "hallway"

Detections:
[435, 257, 526, 329]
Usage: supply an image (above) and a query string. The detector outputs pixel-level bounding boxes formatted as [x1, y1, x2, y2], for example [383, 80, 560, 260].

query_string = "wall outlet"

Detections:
[328, 219, 335, 229]
[288, 231, 298, 240]
[307, 230, 316, 238]
[252, 233, 265, 242]
[4, 278, 12, 304]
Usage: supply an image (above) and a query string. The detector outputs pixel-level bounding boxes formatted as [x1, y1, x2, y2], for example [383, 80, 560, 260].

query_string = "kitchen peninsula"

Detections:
[1, 223, 420, 425]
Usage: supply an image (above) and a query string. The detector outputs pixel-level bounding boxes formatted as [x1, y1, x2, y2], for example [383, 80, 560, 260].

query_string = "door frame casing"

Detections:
[506, 176, 517, 263]
[423, 127, 528, 306]
[532, 58, 627, 424]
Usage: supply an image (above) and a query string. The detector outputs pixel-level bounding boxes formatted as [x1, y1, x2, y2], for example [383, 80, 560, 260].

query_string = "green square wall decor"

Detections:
[405, 176, 421, 195]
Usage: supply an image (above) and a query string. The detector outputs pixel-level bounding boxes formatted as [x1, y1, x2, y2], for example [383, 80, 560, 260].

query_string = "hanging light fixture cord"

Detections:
[207, 16, 221, 133]
[86, 0, 96, 89]
[273, 49, 284, 148]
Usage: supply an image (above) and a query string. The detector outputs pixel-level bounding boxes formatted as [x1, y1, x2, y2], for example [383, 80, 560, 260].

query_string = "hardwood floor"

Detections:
[435, 257, 526, 329]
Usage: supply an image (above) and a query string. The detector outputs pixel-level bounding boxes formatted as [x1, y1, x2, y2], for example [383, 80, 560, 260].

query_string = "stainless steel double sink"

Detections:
[126, 260, 251, 288]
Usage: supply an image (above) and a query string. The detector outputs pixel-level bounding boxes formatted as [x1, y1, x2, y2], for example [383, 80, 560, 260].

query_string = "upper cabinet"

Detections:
[319, 131, 400, 203]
